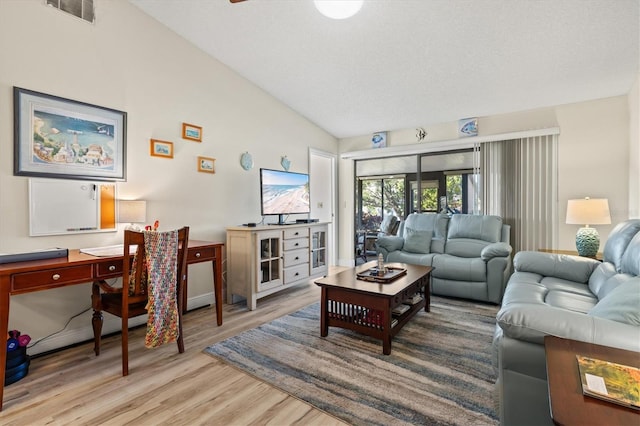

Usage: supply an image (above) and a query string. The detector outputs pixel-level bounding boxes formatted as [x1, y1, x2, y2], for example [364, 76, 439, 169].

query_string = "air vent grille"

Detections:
[46, 0, 94, 23]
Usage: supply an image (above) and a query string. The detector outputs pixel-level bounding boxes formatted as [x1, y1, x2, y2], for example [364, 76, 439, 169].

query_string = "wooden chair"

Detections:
[91, 226, 189, 375]
[365, 215, 399, 255]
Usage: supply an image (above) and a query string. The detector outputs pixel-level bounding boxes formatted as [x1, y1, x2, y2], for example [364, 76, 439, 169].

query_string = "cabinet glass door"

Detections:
[259, 236, 281, 286]
[311, 227, 327, 274]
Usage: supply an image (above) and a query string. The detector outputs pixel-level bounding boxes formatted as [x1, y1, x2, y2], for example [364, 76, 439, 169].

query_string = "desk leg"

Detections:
[213, 245, 223, 326]
[0, 277, 10, 411]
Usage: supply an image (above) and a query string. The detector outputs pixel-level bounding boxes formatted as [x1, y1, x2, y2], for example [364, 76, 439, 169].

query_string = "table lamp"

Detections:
[118, 200, 147, 231]
[566, 197, 611, 257]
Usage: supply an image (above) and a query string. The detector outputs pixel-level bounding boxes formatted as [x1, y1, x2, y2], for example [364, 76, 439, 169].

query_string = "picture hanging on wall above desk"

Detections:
[29, 178, 117, 236]
[13, 87, 127, 181]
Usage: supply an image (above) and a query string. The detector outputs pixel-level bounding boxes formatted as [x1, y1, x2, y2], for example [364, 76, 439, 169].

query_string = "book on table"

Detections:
[576, 355, 640, 410]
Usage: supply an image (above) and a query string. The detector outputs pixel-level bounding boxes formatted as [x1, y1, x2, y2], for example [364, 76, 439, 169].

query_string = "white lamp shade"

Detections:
[118, 200, 147, 224]
[566, 198, 611, 226]
[314, 0, 363, 19]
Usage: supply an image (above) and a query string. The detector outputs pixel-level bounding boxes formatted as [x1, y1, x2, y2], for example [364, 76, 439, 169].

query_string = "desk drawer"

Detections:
[12, 265, 93, 292]
[95, 260, 123, 278]
[187, 246, 215, 263]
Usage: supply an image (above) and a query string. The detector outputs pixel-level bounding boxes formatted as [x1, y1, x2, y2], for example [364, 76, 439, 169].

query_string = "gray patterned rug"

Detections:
[204, 297, 499, 426]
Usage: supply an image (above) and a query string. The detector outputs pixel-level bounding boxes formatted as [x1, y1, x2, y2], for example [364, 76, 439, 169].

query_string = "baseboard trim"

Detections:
[28, 292, 215, 356]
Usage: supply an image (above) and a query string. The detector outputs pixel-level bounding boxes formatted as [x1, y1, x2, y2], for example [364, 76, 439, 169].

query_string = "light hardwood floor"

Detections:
[2, 273, 349, 425]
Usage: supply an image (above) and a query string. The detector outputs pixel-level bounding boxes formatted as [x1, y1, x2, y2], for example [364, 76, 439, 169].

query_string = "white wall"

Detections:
[337, 96, 632, 266]
[629, 73, 640, 219]
[0, 0, 337, 354]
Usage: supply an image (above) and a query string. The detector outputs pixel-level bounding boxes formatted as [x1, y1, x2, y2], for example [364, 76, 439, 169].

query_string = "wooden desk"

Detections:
[0, 240, 224, 411]
[544, 336, 640, 425]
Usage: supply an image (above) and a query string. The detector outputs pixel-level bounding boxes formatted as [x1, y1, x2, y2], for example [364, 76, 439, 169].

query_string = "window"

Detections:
[46, 0, 95, 23]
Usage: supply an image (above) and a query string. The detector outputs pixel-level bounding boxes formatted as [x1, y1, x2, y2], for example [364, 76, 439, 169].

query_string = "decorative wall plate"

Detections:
[240, 152, 253, 171]
[281, 156, 291, 171]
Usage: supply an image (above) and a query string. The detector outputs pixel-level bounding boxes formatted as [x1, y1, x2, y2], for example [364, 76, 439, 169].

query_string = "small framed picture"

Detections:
[458, 118, 478, 137]
[182, 122, 202, 142]
[150, 139, 174, 158]
[371, 132, 387, 148]
[197, 156, 216, 173]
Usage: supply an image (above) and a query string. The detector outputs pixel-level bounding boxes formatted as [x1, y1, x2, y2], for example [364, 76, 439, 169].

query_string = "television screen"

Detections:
[260, 169, 310, 219]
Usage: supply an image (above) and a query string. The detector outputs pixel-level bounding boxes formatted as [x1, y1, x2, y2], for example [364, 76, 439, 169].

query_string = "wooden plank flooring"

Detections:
[1, 273, 348, 425]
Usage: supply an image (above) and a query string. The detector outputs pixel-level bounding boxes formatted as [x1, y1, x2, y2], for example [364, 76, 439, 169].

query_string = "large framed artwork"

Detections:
[14, 87, 127, 181]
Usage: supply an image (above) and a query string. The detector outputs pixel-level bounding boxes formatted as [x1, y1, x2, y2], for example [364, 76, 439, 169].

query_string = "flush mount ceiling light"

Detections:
[314, 0, 364, 20]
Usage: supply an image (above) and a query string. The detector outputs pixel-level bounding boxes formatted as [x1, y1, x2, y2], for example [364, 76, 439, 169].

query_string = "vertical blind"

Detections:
[479, 135, 558, 253]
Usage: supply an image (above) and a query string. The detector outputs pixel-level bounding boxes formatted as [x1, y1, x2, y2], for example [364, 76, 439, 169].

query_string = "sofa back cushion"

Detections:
[588, 262, 636, 299]
[620, 231, 640, 276]
[602, 219, 640, 272]
[400, 213, 449, 253]
[445, 214, 503, 257]
[588, 278, 640, 325]
[402, 227, 433, 254]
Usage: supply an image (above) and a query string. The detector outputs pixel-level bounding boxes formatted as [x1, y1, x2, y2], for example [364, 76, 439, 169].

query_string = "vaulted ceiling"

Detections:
[130, 0, 639, 139]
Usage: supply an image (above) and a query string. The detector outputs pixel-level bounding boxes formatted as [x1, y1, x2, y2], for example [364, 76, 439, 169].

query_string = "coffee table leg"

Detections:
[424, 275, 431, 312]
[383, 334, 392, 355]
[320, 287, 328, 337]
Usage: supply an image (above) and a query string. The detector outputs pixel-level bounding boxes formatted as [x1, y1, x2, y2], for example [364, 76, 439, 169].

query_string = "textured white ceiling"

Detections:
[129, 0, 639, 139]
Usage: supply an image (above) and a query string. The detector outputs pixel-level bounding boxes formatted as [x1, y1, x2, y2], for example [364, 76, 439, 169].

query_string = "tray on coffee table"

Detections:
[356, 266, 407, 283]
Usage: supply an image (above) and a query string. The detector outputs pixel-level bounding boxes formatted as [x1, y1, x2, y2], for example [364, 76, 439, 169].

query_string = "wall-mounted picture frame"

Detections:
[372, 131, 387, 148]
[197, 156, 216, 174]
[150, 139, 174, 158]
[182, 122, 202, 142]
[13, 87, 127, 181]
[458, 117, 478, 137]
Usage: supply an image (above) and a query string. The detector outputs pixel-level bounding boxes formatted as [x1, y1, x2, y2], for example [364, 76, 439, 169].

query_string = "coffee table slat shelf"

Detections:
[316, 262, 432, 355]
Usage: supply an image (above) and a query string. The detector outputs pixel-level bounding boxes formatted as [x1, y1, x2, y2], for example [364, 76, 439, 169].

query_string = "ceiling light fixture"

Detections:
[314, 0, 363, 20]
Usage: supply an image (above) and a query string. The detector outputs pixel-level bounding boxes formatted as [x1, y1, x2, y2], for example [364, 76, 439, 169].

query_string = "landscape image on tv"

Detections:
[261, 169, 310, 215]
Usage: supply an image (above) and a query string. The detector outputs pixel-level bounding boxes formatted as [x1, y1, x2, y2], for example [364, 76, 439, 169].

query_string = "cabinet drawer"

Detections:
[187, 246, 215, 263]
[12, 265, 93, 292]
[95, 260, 123, 278]
[283, 237, 308, 251]
[283, 249, 309, 267]
[283, 228, 309, 240]
[283, 263, 309, 284]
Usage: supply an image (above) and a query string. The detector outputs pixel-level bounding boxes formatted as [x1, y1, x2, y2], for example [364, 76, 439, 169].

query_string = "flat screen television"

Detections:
[260, 168, 310, 225]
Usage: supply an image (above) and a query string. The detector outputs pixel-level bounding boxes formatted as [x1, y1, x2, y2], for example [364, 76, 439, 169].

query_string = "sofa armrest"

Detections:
[375, 236, 404, 255]
[481, 242, 512, 261]
[497, 303, 640, 352]
[513, 251, 600, 283]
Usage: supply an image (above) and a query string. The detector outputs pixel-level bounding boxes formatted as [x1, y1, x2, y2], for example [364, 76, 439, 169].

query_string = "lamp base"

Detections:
[575, 227, 599, 257]
[124, 223, 142, 232]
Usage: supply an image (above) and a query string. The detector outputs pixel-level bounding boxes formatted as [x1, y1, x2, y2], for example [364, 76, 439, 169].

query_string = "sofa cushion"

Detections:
[514, 251, 599, 283]
[386, 250, 437, 266]
[447, 214, 502, 242]
[588, 279, 640, 325]
[620, 231, 640, 276]
[602, 219, 640, 271]
[444, 238, 490, 258]
[400, 213, 449, 253]
[402, 227, 432, 254]
[432, 254, 487, 281]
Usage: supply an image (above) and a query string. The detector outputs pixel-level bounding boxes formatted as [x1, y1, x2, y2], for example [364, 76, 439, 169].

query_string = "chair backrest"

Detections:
[123, 227, 190, 305]
[380, 215, 399, 235]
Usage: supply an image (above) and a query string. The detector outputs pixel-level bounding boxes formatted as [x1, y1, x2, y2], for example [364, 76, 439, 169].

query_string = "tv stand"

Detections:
[226, 222, 329, 310]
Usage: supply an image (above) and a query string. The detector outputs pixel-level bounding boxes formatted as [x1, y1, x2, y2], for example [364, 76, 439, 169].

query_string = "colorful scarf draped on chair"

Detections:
[141, 229, 180, 348]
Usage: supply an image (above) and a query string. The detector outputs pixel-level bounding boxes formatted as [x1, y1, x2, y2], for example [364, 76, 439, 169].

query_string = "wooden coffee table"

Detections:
[544, 336, 640, 425]
[315, 262, 432, 355]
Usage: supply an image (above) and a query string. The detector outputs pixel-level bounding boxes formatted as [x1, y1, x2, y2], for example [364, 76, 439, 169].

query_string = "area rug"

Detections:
[204, 297, 499, 426]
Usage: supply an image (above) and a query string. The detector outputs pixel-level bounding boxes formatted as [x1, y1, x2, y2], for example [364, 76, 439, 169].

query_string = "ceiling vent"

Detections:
[46, 0, 94, 23]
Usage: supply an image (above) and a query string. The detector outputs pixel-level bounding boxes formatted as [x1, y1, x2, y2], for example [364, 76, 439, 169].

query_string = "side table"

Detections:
[544, 336, 639, 425]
